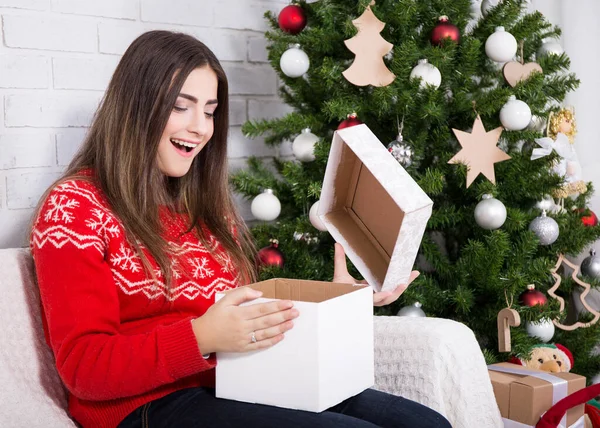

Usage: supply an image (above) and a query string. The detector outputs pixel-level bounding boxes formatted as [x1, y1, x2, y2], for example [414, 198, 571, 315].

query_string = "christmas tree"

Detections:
[231, 0, 600, 380]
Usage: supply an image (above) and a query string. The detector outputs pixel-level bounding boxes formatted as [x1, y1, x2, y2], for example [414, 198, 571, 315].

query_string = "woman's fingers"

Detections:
[253, 319, 295, 343]
[250, 307, 299, 331]
[242, 299, 294, 319]
[372, 271, 421, 307]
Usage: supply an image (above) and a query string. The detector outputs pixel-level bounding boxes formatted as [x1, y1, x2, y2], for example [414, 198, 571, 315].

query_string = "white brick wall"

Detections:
[0, 0, 290, 248]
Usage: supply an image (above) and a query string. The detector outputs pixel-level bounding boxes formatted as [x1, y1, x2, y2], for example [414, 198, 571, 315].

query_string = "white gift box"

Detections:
[216, 123, 432, 412]
[215, 279, 374, 412]
[318, 124, 434, 292]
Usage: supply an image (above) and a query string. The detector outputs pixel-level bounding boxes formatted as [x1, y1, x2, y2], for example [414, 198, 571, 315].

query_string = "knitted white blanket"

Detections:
[374, 315, 503, 427]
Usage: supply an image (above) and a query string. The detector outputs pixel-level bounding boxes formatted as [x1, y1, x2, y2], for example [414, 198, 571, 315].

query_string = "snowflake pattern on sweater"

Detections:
[32, 179, 239, 302]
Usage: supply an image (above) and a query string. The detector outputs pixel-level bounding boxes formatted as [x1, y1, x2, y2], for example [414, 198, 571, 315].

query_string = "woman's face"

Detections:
[157, 66, 218, 177]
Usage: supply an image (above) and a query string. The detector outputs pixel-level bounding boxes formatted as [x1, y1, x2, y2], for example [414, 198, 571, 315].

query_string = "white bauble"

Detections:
[526, 318, 555, 343]
[280, 44, 309, 78]
[292, 128, 318, 162]
[309, 201, 328, 232]
[409, 59, 441, 89]
[537, 38, 564, 58]
[474, 194, 507, 230]
[592, 374, 600, 385]
[485, 26, 517, 62]
[251, 189, 281, 221]
[481, 0, 502, 16]
[500, 95, 532, 131]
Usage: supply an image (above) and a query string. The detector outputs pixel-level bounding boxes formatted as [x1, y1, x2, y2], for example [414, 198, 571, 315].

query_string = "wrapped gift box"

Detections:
[216, 279, 373, 412]
[488, 362, 586, 427]
[318, 124, 433, 292]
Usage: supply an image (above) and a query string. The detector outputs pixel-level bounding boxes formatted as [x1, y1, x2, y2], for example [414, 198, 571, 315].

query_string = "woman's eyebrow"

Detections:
[178, 93, 218, 105]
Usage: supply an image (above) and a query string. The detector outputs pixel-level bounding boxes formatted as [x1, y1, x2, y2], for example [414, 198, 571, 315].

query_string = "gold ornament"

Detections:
[547, 107, 576, 143]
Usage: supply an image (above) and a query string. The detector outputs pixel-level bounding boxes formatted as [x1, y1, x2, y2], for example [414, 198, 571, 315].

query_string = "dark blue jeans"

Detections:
[118, 387, 451, 428]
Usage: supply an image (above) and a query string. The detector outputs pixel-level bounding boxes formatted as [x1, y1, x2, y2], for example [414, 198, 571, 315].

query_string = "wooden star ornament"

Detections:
[448, 115, 511, 188]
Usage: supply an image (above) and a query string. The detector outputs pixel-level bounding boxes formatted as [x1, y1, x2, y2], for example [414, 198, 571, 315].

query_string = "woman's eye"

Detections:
[205, 112, 215, 118]
[173, 106, 187, 112]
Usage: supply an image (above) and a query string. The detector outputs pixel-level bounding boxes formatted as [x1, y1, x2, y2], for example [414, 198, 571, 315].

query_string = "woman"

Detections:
[30, 30, 450, 428]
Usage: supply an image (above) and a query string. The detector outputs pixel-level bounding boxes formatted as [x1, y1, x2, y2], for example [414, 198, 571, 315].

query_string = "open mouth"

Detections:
[170, 138, 197, 153]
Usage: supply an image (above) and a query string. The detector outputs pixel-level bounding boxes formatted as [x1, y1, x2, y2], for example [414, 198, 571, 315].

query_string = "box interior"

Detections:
[242, 279, 368, 303]
[323, 141, 404, 284]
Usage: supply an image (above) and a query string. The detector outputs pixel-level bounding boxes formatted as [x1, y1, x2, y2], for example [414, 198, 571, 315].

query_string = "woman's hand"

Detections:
[192, 287, 299, 354]
[332, 242, 420, 307]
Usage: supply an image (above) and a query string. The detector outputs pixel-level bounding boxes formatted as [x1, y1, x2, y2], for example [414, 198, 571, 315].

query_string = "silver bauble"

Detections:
[474, 194, 507, 230]
[581, 249, 600, 279]
[537, 39, 564, 58]
[481, 0, 502, 16]
[529, 211, 559, 245]
[528, 115, 547, 133]
[526, 318, 555, 342]
[397, 302, 426, 317]
[387, 134, 413, 167]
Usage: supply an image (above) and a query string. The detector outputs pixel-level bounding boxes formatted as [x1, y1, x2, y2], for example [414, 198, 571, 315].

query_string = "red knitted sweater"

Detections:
[30, 177, 240, 428]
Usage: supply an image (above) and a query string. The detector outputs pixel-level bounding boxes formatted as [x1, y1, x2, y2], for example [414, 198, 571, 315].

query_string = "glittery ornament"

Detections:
[474, 194, 507, 230]
[581, 249, 600, 279]
[388, 140, 412, 166]
[387, 116, 412, 166]
[293, 231, 319, 245]
[529, 210, 559, 245]
[397, 302, 426, 317]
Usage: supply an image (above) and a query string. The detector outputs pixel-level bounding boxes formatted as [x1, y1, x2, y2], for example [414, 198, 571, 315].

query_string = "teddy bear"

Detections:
[509, 343, 574, 373]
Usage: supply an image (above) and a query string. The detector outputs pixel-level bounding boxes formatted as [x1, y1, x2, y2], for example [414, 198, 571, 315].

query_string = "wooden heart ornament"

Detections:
[503, 61, 543, 87]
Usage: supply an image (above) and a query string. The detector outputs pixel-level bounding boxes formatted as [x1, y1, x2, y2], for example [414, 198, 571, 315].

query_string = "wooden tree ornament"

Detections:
[549, 254, 600, 330]
[342, 1, 395, 87]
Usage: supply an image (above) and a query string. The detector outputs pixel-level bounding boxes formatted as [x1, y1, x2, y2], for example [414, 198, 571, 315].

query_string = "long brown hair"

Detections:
[30, 30, 257, 290]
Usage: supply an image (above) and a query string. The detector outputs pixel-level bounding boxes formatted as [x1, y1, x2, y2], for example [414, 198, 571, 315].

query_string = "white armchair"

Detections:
[0, 248, 502, 428]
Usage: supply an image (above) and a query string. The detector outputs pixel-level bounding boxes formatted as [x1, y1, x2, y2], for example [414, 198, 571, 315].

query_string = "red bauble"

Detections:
[278, 5, 306, 35]
[430, 16, 460, 46]
[257, 239, 285, 269]
[337, 113, 363, 130]
[580, 209, 599, 227]
[518, 284, 547, 307]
